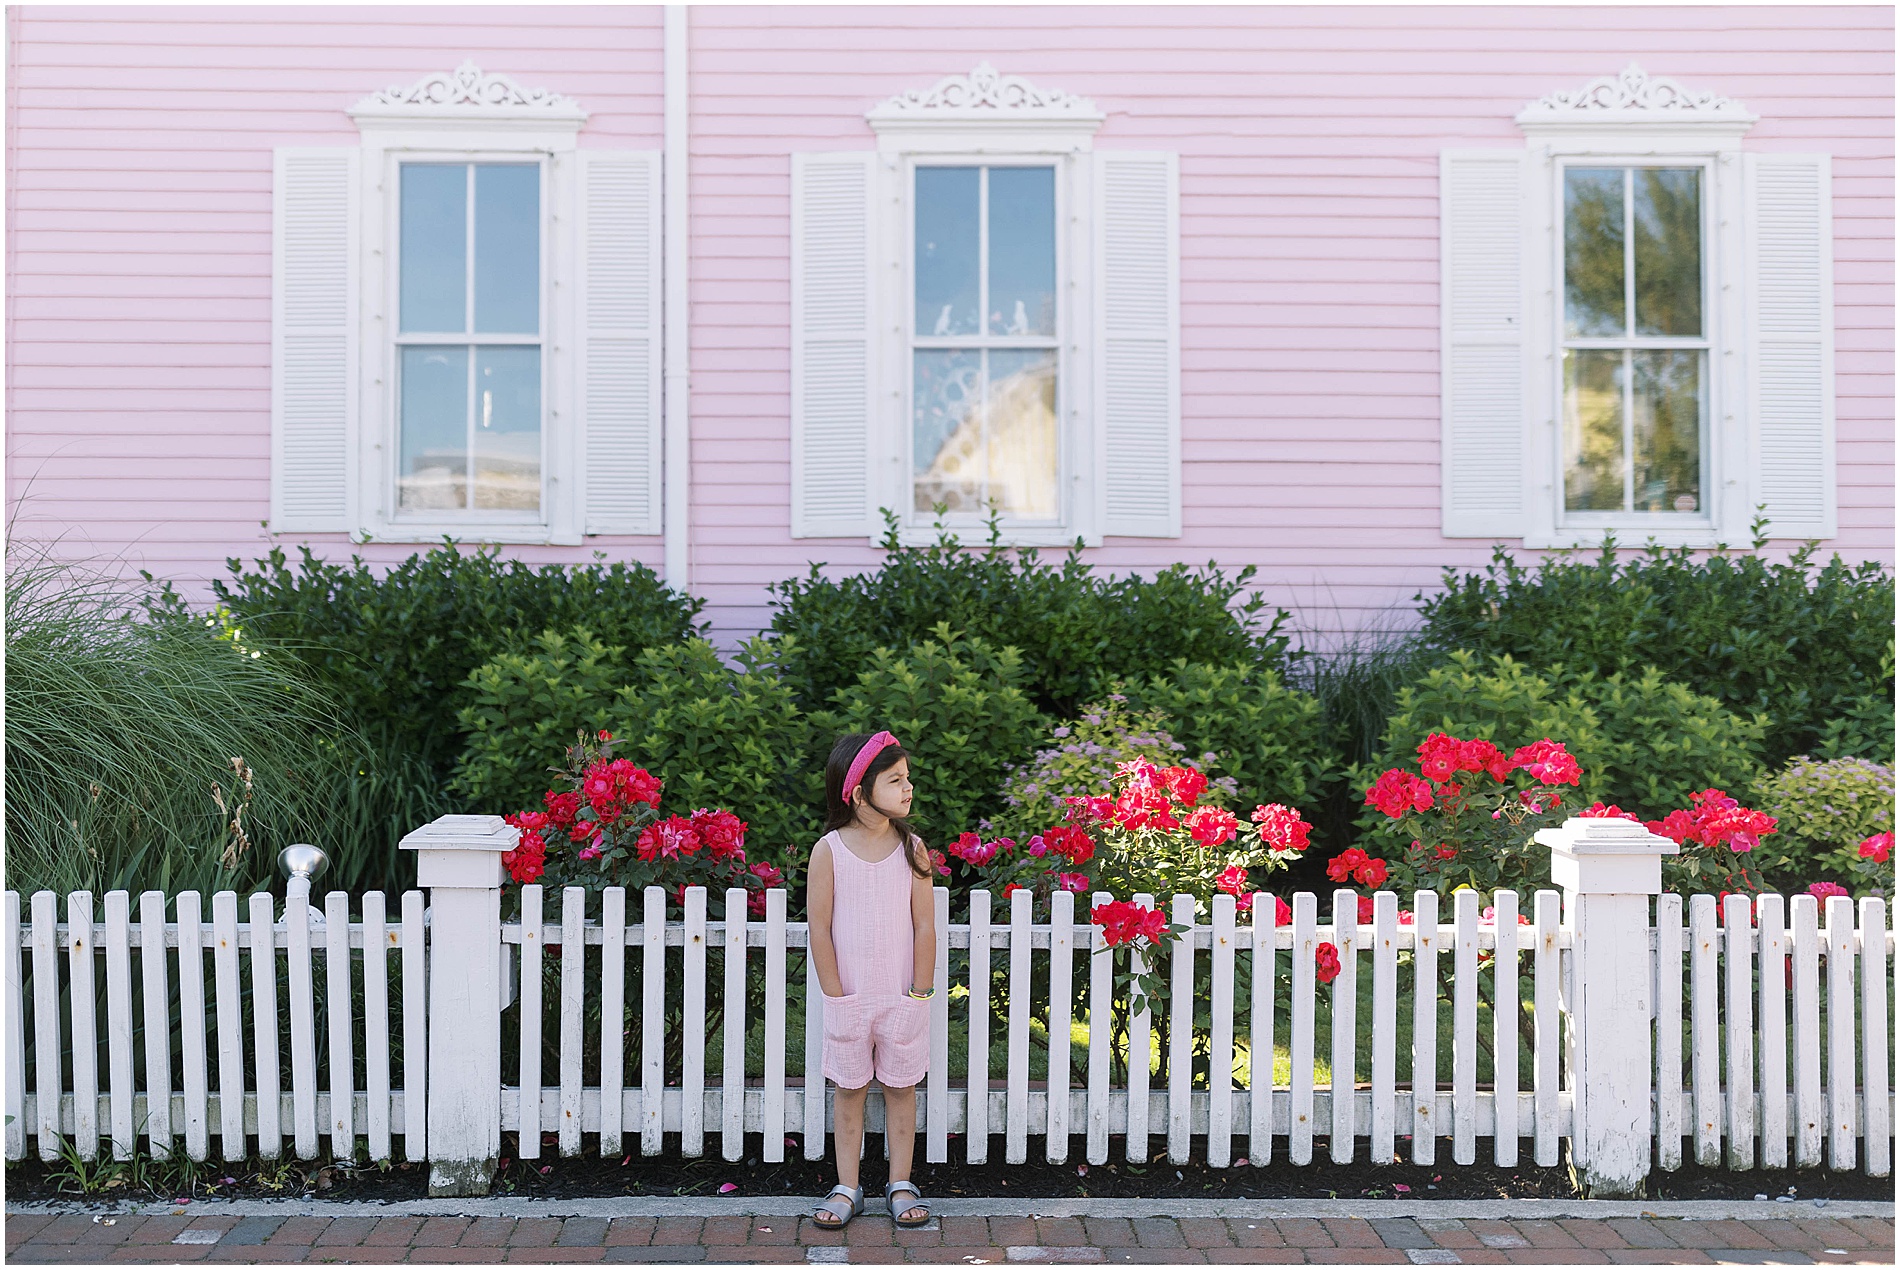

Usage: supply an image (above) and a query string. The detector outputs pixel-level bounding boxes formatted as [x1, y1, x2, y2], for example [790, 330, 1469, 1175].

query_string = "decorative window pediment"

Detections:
[867, 62, 1104, 150]
[1516, 63, 1756, 139]
[349, 60, 588, 130]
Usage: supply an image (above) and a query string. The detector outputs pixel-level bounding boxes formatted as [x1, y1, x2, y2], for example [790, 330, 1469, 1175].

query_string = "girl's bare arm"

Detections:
[806, 839, 847, 997]
[909, 857, 936, 994]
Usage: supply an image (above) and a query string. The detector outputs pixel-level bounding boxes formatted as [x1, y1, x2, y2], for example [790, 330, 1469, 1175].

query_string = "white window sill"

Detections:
[355, 523, 581, 547]
[890, 523, 1097, 550]
[1522, 524, 1736, 551]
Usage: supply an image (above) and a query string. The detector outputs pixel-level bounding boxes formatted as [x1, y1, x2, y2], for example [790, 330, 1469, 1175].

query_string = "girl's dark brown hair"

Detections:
[824, 732, 930, 879]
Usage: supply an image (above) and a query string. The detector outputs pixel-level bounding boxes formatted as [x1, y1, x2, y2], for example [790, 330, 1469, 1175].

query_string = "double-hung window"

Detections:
[1560, 162, 1708, 520]
[909, 163, 1061, 525]
[395, 160, 544, 518]
[789, 63, 1181, 545]
[1440, 65, 1836, 546]
[269, 63, 662, 544]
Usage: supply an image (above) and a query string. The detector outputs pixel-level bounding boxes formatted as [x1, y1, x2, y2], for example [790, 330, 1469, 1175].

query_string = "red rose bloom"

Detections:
[691, 808, 748, 861]
[1162, 766, 1208, 807]
[1215, 865, 1250, 897]
[1509, 739, 1581, 787]
[1364, 769, 1435, 819]
[1250, 803, 1311, 852]
[1186, 806, 1239, 847]
[1315, 942, 1342, 984]
[1860, 833, 1893, 864]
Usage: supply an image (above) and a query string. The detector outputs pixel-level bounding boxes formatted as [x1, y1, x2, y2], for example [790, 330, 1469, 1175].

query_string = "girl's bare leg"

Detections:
[883, 1083, 925, 1222]
[821, 1082, 869, 1221]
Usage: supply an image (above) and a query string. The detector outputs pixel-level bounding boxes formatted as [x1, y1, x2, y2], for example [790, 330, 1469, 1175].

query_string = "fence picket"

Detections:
[927, 885, 950, 1165]
[1250, 891, 1277, 1167]
[1370, 891, 1396, 1166]
[1532, 890, 1559, 1168]
[1289, 891, 1316, 1166]
[1824, 896, 1856, 1171]
[1087, 891, 1112, 1166]
[1722, 894, 1755, 1171]
[402, 890, 427, 1161]
[363, 892, 391, 1164]
[720, 888, 748, 1160]
[104, 892, 135, 1161]
[5, 893, 24, 1161]
[1756, 894, 1788, 1170]
[177, 891, 210, 1161]
[1790, 894, 1822, 1168]
[248, 894, 282, 1160]
[682, 887, 707, 1158]
[519, 885, 543, 1159]
[1168, 893, 1195, 1166]
[286, 891, 318, 1159]
[1208, 893, 1237, 1168]
[61, 892, 98, 1161]
[1689, 895, 1719, 1166]
[210, 891, 245, 1160]
[1451, 889, 1477, 1166]
[968, 888, 992, 1165]
[561, 887, 586, 1158]
[645, 886, 669, 1157]
[602, 887, 627, 1159]
[1047, 888, 1075, 1163]
[1125, 891, 1153, 1165]
[1006, 885, 1032, 1165]
[1329, 889, 1357, 1164]
[1860, 898, 1890, 1178]
[762, 888, 786, 1162]
[1492, 890, 1519, 1168]
[31, 892, 61, 1161]
[1655, 893, 1684, 1171]
[325, 891, 355, 1159]
[1409, 890, 1438, 1167]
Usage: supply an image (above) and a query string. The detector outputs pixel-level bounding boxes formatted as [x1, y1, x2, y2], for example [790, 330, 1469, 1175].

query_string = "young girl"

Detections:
[806, 731, 937, 1229]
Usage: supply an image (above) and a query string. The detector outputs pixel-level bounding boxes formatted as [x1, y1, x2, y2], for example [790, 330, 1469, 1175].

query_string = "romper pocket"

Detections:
[820, 992, 859, 1041]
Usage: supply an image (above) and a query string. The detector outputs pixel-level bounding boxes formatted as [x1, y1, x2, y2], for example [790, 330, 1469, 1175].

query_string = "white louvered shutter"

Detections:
[1746, 153, 1836, 540]
[580, 151, 664, 535]
[270, 148, 358, 532]
[789, 152, 875, 539]
[1095, 151, 1181, 538]
[1439, 150, 1527, 539]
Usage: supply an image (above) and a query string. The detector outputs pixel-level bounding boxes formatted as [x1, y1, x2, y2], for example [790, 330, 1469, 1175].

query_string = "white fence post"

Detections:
[400, 813, 516, 1197]
[1538, 816, 1679, 1197]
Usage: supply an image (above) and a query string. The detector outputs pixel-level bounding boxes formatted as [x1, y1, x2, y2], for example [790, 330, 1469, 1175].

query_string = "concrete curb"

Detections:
[7, 1197, 1893, 1221]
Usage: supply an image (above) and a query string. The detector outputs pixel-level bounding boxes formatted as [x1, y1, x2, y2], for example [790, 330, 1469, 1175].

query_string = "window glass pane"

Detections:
[400, 165, 467, 334]
[987, 167, 1056, 337]
[1632, 350, 1703, 513]
[399, 346, 468, 511]
[1564, 168, 1625, 338]
[474, 164, 540, 335]
[1563, 349, 1625, 511]
[912, 349, 983, 514]
[914, 167, 980, 337]
[985, 350, 1059, 519]
[1633, 168, 1702, 338]
[473, 346, 542, 511]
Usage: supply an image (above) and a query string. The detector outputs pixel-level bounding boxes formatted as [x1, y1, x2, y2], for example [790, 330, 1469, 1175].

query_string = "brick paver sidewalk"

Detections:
[6, 1208, 1893, 1265]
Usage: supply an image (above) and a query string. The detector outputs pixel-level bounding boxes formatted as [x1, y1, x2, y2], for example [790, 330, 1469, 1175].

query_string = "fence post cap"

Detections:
[400, 814, 519, 853]
[1539, 816, 1677, 897]
[1534, 816, 1680, 855]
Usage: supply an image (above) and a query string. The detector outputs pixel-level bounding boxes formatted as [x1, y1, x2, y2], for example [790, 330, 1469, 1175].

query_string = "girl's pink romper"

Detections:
[818, 830, 931, 1089]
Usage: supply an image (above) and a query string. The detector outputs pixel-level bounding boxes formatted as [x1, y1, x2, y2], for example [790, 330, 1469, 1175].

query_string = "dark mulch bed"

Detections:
[5, 1133, 1892, 1205]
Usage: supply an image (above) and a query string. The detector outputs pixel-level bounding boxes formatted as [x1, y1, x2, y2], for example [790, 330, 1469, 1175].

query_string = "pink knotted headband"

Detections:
[843, 731, 899, 804]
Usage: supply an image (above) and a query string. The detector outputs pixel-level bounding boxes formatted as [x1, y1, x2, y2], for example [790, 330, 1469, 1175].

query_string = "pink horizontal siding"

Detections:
[7, 5, 1892, 649]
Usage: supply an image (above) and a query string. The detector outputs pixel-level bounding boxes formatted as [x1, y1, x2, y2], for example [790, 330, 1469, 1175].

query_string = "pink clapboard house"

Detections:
[6, 6, 1892, 645]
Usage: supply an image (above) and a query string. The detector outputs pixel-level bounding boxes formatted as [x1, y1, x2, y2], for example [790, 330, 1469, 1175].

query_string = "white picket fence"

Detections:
[8, 866, 1893, 1192]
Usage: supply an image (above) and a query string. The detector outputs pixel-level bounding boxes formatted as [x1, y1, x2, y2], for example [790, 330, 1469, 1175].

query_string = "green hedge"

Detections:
[155, 541, 703, 777]
[1416, 538, 1893, 765]
[766, 511, 1293, 717]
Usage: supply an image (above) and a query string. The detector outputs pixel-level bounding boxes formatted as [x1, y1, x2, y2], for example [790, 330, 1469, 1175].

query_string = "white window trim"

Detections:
[867, 63, 1106, 547]
[347, 62, 587, 545]
[1515, 64, 1757, 550]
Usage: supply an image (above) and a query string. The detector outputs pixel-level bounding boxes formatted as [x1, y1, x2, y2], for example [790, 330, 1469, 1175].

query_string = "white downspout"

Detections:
[662, 5, 690, 589]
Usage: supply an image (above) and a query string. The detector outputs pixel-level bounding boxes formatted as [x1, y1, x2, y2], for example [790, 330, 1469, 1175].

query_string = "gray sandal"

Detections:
[811, 1183, 863, 1228]
[885, 1179, 929, 1227]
